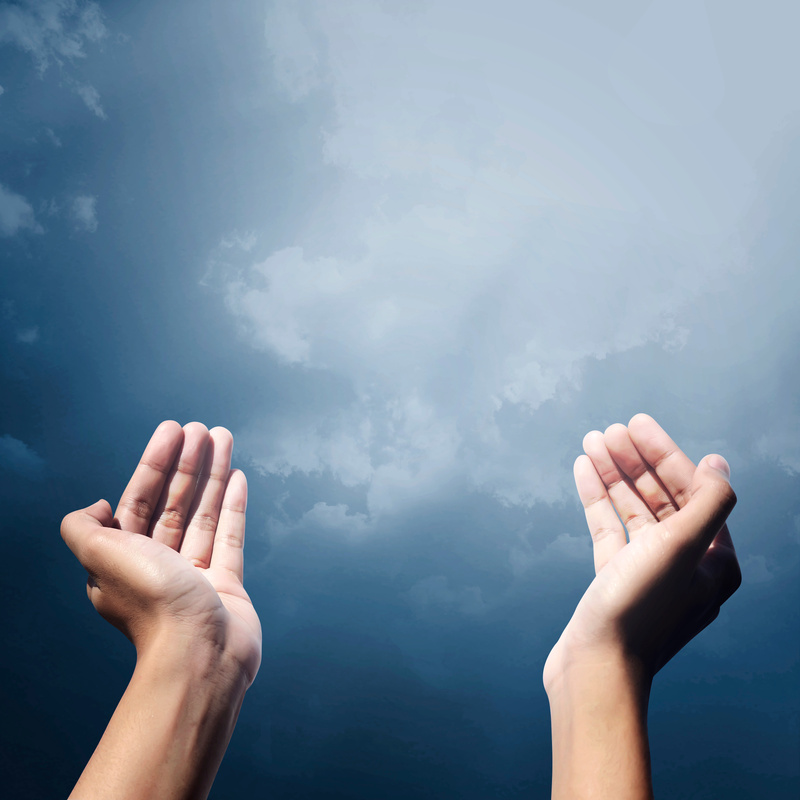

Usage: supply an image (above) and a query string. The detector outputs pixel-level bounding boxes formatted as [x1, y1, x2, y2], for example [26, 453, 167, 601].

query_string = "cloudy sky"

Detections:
[2, 0, 799, 796]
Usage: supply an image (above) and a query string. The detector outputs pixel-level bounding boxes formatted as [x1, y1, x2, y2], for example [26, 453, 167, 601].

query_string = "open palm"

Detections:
[62, 421, 262, 686]
[547, 414, 740, 681]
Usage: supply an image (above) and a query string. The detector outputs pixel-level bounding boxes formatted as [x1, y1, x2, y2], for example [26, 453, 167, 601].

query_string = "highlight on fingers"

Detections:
[180, 426, 235, 569]
[603, 422, 678, 522]
[148, 422, 211, 548]
[626, 413, 698, 510]
[114, 421, 185, 535]
[583, 425, 656, 540]
[210, 469, 248, 581]
[573, 454, 627, 574]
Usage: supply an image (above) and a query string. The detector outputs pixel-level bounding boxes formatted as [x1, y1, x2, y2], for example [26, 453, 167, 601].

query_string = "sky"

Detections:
[1, 0, 799, 796]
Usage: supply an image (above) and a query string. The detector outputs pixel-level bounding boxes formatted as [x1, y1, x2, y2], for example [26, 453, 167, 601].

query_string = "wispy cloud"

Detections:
[214, 1, 799, 528]
[0, 183, 41, 236]
[0, 0, 108, 117]
[0, 434, 45, 479]
[71, 80, 106, 119]
[71, 194, 98, 232]
[0, 0, 107, 74]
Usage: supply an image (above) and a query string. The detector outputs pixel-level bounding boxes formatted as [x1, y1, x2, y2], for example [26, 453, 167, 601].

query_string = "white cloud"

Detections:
[71, 194, 97, 232]
[0, 1, 108, 119]
[0, 435, 45, 478]
[0, 183, 41, 236]
[71, 81, 106, 119]
[0, 0, 107, 74]
[300, 502, 372, 538]
[213, 1, 799, 528]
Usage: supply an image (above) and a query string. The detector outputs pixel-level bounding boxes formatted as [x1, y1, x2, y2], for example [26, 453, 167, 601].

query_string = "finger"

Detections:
[627, 414, 697, 509]
[180, 427, 234, 568]
[115, 421, 184, 534]
[574, 454, 627, 574]
[150, 422, 210, 549]
[583, 429, 654, 538]
[61, 499, 115, 562]
[663, 454, 737, 564]
[604, 423, 679, 522]
[210, 469, 247, 581]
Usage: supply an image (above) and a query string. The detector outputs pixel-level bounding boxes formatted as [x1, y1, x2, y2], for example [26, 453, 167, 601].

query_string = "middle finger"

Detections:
[150, 422, 210, 549]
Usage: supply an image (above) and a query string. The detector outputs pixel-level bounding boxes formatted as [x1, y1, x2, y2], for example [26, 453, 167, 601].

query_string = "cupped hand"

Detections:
[544, 414, 740, 689]
[61, 421, 262, 686]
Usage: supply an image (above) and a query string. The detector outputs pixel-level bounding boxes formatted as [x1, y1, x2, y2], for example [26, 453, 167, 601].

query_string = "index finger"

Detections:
[114, 421, 184, 535]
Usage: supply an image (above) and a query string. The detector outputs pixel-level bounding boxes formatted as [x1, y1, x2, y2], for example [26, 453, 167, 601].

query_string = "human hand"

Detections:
[61, 421, 261, 686]
[544, 414, 740, 692]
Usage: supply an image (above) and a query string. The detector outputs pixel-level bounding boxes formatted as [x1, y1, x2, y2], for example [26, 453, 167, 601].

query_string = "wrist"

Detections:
[546, 641, 653, 800]
[136, 625, 251, 698]
[544, 634, 652, 702]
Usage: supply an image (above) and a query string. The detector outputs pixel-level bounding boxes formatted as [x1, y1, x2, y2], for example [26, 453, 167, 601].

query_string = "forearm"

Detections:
[546, 647, 653, 800]
[70, 634, 249, 800]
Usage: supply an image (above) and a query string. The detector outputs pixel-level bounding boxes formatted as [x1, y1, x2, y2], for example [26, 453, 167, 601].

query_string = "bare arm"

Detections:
[61, 422, 262, 800]
[545, 414, 741, 799]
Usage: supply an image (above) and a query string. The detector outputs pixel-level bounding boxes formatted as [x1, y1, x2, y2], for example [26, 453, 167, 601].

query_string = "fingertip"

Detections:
[147, 420, 185, 455]
[703, 454, 731, 479]
[209, 426, 234, 446]
[628, 412, 654, 426]
[224, 469, 248, 510]
[229, 467, 248, 488]
[157, 419, 182, 433]
[183, 420, 210, 437]
[154, 420, 184, 442]
[61, 499, 112, 548]
[573, 454, 599, 486]
[603, 422, 627, 440]
[582, 430, 603, 452]
[91, 498, 114, 516]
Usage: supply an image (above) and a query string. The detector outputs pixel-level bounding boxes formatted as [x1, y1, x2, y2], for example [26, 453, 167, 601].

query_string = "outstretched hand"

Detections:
[545, 414, 740, 689]
[61, 421, 261, 686]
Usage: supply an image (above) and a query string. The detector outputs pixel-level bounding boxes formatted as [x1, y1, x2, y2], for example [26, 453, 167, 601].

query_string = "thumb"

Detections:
[664, 454, 737, 562]
[60, 499, 116, 567]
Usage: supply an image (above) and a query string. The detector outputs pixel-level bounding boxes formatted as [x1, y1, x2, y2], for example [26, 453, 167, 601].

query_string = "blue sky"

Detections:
[2, 1, 799, 796]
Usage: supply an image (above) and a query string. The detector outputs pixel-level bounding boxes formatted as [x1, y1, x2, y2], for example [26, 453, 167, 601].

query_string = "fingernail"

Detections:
[707, 454, 731, 478]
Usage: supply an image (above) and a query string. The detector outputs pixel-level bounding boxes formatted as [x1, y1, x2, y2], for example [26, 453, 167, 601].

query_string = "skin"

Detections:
[60, 414, 739, 799]
[544, 414, 741, 799]
[61, 421, 262, 800]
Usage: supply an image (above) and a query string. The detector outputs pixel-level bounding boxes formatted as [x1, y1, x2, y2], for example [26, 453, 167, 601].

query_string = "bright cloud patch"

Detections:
[0, 183, 40, 236]
[214, 1, 797, 526]
[0, 0, 107, 74]
[72, 81, 106, 119]
[72, 195, 98, 232]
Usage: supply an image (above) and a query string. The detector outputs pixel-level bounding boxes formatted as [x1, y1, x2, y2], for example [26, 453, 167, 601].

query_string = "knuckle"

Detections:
[157, 507, 186, 530]
[217, 531, 243, 550]
[120, 494, 154, 521]
[624, 512, 650, 531]
[189, 512, 218, 534]
[590, 525, 619, 544]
